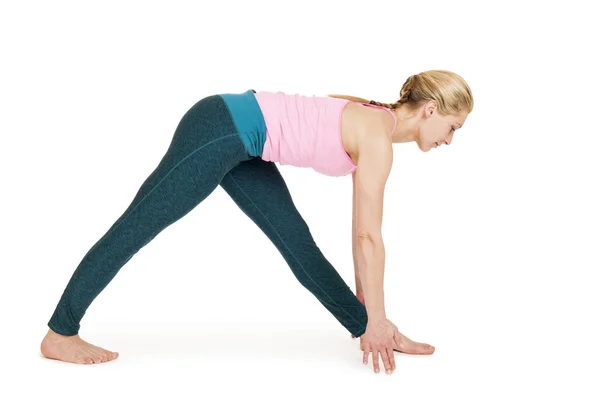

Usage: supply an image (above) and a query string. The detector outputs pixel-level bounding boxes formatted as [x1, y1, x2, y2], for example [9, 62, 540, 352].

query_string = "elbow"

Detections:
[357, 232, 383, 245]
[356, 233, 386, 260]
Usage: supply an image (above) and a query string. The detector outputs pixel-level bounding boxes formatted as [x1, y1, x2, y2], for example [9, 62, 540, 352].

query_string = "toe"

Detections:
[421, 344, 435, 353]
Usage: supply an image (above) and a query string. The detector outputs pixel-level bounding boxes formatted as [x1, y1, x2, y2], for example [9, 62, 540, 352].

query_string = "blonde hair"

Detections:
[328, 69, 474, 116]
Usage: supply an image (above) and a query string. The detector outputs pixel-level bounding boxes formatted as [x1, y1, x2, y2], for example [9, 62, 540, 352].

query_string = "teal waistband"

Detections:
[218, 89, 267, 158]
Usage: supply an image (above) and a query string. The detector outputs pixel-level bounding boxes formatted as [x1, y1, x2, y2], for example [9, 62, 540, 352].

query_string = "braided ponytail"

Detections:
[367, 99, 398, 109]
[397, 74, 416, 105]
[327, 78, 413, 110]
[328, 69, 474, 115]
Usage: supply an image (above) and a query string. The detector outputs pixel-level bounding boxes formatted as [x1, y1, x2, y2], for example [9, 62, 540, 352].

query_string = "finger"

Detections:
[373, 350, 380, 373]
[387, 346, 396, 371]
[380, 346, 392, 373]
[363, 343, 370, 365]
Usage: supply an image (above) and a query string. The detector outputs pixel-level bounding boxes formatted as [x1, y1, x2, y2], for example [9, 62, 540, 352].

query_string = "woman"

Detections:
[40, 69, 473, 375]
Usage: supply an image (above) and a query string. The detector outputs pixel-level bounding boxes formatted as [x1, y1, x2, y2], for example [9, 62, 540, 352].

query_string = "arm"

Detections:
[351, 170, 364, 302]
[353, 135, 393, 322]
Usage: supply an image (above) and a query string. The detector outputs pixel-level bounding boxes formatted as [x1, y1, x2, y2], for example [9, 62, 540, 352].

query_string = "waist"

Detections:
[217, 89, 267, 157]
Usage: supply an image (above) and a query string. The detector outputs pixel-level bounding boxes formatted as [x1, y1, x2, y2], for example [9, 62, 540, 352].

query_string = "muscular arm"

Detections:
[352, 135, 393, 322]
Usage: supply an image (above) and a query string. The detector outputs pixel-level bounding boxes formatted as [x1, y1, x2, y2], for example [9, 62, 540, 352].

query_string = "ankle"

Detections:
[47, 328, 78, 341]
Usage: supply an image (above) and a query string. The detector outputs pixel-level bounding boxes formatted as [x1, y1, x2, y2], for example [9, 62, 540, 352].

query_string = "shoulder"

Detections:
[355, 124, 393, 164]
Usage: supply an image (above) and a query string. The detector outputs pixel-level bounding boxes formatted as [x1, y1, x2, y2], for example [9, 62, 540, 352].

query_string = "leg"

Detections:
[219, 157, 368, 337]
[47, 95, 251, 337]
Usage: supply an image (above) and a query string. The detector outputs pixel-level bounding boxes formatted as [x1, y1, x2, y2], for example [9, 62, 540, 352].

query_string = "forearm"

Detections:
[352, 214, 363, 294]
[356, 235, 386, 321]
[352, 248, 362, 294]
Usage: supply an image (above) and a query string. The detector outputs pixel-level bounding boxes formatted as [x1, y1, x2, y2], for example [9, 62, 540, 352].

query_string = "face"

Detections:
[417, 101, 468, 151]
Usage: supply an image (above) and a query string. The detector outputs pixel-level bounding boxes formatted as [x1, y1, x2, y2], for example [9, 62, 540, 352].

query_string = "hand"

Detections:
[350, 291, 365, 339]
[360, 318, 397, 374]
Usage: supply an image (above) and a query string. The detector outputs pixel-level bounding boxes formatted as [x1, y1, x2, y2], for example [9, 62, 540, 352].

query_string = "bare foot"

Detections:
[360, 330, 435, 355]
[40, 328, 119, 364]
[391, 331, 435, 354]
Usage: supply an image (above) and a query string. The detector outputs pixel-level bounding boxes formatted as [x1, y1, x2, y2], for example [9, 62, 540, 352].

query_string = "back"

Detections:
[253, 90, 358, 177]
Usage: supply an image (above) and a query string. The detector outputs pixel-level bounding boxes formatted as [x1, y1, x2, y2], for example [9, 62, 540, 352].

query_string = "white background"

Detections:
[1, 0, 599, 399]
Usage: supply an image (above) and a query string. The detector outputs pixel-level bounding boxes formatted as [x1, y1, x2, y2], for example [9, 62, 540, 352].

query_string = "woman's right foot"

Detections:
[40, 328, 119, 364]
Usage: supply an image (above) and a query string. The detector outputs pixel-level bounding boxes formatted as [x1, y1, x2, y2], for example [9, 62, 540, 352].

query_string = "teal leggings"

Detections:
[48, 94, 368, 337]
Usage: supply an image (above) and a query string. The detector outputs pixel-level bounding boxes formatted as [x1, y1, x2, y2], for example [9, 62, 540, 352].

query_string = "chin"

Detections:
[418, 141, 433, 152]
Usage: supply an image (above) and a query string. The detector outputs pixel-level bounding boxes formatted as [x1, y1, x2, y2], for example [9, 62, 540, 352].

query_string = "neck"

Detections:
[390, 108, 420, 144]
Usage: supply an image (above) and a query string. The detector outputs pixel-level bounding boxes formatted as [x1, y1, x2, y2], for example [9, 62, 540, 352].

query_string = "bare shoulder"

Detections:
[341, 102, 391, 165]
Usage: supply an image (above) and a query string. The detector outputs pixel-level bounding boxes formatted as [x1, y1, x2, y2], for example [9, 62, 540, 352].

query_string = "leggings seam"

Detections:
[228, 173, 366, 332]
[89, 133, 239, 253]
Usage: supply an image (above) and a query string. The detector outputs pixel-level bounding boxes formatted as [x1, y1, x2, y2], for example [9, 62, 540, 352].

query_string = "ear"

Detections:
[426, 100, 437, 116]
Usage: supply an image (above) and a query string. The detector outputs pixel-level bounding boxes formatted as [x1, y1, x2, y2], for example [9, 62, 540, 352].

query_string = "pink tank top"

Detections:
[253, 91, 397, 177]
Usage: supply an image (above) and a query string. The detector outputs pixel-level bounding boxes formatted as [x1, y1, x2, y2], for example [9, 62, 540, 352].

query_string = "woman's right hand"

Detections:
[360, 318, 397, 374]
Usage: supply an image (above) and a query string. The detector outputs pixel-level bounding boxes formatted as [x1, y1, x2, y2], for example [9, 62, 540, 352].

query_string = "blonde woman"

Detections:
[41, 69, 473, 375]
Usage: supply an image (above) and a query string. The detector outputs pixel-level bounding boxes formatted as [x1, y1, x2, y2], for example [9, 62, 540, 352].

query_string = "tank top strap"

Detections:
[359, 102, 397, 138]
